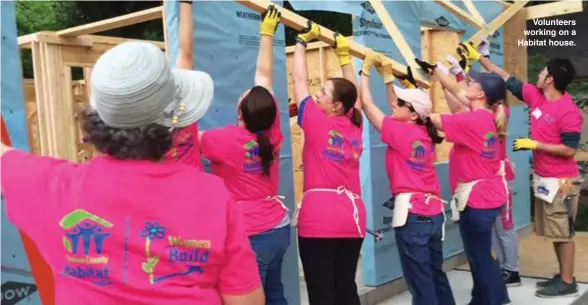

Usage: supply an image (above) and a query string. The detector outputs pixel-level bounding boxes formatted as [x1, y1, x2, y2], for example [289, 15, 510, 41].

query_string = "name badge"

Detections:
[532, 108, 542, 120]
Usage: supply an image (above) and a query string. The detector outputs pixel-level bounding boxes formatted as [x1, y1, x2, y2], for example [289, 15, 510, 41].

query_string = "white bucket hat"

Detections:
[89, 41, 213, 129]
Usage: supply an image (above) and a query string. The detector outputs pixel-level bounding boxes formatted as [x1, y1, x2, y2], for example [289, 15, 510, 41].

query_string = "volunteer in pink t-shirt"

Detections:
[291, 23, 366, 305]
[422, 55, 509, 304]
[359, 50, 455, 305]
[475, 44, 583, 298]
[1, 40, 265, 305]
[163, 3, 203, 169]
[198, 7, 289, 305]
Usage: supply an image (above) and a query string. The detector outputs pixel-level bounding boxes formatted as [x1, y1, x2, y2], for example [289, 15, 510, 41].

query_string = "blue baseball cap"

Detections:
[469, 69, 506, 103]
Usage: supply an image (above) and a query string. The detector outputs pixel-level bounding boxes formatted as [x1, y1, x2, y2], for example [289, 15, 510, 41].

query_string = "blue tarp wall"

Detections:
[1, 1, 44, 304]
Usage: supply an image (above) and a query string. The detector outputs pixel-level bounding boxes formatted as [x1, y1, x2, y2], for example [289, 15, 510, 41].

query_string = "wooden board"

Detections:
[503, 9, 527, 106]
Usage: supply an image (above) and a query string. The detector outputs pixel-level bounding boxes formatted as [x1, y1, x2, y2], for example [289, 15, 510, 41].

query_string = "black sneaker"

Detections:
[536, 274, 560, 288]
[535, 279, 579, 298]
[502, 269, 522, 287]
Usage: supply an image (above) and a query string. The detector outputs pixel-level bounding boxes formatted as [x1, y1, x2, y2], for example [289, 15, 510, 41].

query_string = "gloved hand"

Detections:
[513, 137, 539, 151]
[456, 48, 471, 74]
[458, 41, 481, 62]
[334, 33, 351, 66]
[435, 61, 450, 76]
[478, 36, 490, 58]
[446, 55, 464, 76]
[415, 58, 437, 75]
[361, 49, 379, 76]
[260, 5, 281, 37]
[296, 20, 320, 44]
[393, 66, 417, 88]
[376, 57, 396, 84]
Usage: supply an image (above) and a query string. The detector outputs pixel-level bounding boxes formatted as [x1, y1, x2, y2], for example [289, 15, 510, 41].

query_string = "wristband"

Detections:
[295, 38, 307, 47]
[456, 72, 465, 82]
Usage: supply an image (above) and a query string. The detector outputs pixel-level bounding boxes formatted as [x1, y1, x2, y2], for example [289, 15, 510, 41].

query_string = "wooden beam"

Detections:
[432, 0, 484, 29]
[368, 0, 425, 82]
[467, 1, 529, 46]
[577, 151, 588, 162]
[236, 0, 430, 88]
[525, 0, 583, 20]
[56, 6, 163, 37]
[19, 32, 165, 50]
[462, 0, 486, 25]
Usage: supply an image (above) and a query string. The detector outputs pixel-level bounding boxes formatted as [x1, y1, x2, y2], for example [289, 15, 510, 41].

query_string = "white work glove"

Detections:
[436, 61, 450, 76]
[446, 55, 464, 76]
[478, 36, 490, 57]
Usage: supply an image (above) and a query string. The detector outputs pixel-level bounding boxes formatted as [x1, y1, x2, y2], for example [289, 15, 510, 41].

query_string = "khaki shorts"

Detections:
[534, 179, 581, 241]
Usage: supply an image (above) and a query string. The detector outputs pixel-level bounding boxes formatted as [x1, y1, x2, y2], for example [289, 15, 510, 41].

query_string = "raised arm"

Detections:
[359, 50, 386, 131]
[255, 5, 280, 92]
[175, 1, 194, 70]
[334, 34, 360, 110]
[416, 58, 471, 107]
[292, 21, 321, 105]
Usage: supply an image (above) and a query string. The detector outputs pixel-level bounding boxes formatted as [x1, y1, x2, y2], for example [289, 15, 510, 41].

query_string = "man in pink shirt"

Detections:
[466, 41, 583, 299]
[359, 50, 455, 305]
[1, 40, 264, 305]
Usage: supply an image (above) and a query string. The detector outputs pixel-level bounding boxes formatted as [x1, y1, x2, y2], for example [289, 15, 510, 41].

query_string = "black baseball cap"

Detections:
[469, 69, 506, 103]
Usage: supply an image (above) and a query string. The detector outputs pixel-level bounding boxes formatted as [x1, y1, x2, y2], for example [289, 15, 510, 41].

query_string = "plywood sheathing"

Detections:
[503, 9, 527, 107]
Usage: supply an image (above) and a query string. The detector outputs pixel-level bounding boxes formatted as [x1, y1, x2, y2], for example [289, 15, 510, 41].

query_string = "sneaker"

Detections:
[535, 279, 579, 298]
[502, 269, 522, 287]
[536, 274, 560, 288]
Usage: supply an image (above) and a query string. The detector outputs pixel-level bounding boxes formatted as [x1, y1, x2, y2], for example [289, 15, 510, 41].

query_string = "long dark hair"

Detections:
[418, 117, 444, 144]
[329, 77, 361, 128]
[239, 86, 277, 176]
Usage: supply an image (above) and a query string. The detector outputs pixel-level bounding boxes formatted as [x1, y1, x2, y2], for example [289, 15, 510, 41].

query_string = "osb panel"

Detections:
[503, 10, 527, 106]
[23, 79, 41, 155]
[290, 118, 304, 203]
[426, 30, 461, 163]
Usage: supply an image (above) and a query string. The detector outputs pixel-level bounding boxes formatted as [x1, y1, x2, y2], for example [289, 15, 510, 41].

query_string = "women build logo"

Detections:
[59, 209, 113, 286]
[243, 140, 262, 173]
[407, 141, 427, 172]
[323, 130, 346, 162]
[481, 132, 498, 159]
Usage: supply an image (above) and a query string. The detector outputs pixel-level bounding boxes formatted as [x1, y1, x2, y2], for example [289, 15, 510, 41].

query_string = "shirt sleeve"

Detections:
[440, 112, 477, 147]
[559, 106, 583, 149]
[299, 96, 323, 130]
[1, 150, 72, 239]
[200, 128, 228, 162]
[521, 83, 542, 108]
[380, 116, 402, 150]
[218, 197, 262, 295]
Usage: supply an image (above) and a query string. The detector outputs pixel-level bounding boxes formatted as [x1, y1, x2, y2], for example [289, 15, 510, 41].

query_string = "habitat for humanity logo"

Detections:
[59, 209, 113, 286]
[141, 222, 210, 284]
[323, 130, 345, 162]
[1, 281, 37, 305]
[407, 141, 426, 172]
[243, 140, 262, 173]
[351, 139, 362, 161]
[481, 132, 498, 158]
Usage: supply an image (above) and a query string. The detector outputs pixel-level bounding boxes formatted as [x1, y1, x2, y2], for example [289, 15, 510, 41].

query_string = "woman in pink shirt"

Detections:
[359, 51, 455, 305]
[421, 59, 510, 305]
[1, 41, 264, 305]
[197, 6, 289, 305]
[163, 1, 207, 169]
[291, 22, 366, 305]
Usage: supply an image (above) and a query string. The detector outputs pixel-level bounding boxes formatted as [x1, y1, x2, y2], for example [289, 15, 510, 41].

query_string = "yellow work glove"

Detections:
[361, 49, 379, 77]
[458, 41, 481, 62]
[260, 5, 281, 37]
[513, 137, 539, 151]
[333, 33, 351, 66]
[377, 57, 396, 85]
[296, 20, 320, 45]
[393, 66, 417, 88]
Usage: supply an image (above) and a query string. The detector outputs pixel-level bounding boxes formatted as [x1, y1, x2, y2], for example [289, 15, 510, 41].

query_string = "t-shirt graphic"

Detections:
[481, 132, 498, 159]
[407, 140, 427, 172]
[243, 140, 262, 173]
[140, 222, 210, 284]
[60, 209, 113, 286]
[323, 130, 346, 162]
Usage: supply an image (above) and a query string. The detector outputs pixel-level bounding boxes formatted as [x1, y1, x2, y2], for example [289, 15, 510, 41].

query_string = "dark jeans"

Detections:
[395, 213, 456, 305]
[298, 236, 363, 305]
[459, 207, 510, 305]
[249, 226, 291, 305]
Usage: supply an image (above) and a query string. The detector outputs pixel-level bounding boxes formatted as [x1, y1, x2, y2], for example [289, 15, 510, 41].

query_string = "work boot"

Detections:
[535, 278, 579, 298]
[502, 269, 522, 287]
[536, 274, 560, 288]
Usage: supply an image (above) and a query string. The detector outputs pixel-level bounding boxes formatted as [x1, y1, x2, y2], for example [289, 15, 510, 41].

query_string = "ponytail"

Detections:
[256, 132, 275, 176]
[494, 102, 508, 139]
[423, 117, 444, 144]
[349, 107, 362, 128]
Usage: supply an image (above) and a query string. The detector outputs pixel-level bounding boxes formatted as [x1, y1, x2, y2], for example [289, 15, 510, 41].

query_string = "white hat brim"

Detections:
[157, 69, 214, 128]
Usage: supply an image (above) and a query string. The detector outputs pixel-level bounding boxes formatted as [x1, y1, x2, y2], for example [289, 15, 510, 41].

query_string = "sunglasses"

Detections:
[397, 98, 415, 112]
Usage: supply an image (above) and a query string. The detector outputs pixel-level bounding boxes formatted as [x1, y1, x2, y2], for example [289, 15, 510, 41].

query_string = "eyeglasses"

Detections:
[397, 98, 415, 112]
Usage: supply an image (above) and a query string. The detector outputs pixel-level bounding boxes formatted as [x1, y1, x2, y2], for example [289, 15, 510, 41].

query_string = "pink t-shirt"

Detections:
[381, 117, 444, 216]
[297, 96, 366, 238]
[1, 150, 260, 305]
[200, 101, 285, 236]
[522, 83, 583, 178]
[165, 122, 203, 170]
[442, 110, 507, 209]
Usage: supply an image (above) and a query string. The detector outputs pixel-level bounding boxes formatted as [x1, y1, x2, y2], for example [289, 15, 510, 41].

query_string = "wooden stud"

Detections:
[467, 1, 529, 46]
[432, 0, 484, 30]
[162, 4, 170, 61]
[461, 0, 486, 25]
[525, 0, 583, 20]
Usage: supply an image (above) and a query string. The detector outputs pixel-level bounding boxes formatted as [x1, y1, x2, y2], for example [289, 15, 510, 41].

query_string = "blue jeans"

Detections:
[395, 213, 456, 305]
[249, 226, 291, 305]
[459, 207, 509, 305]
